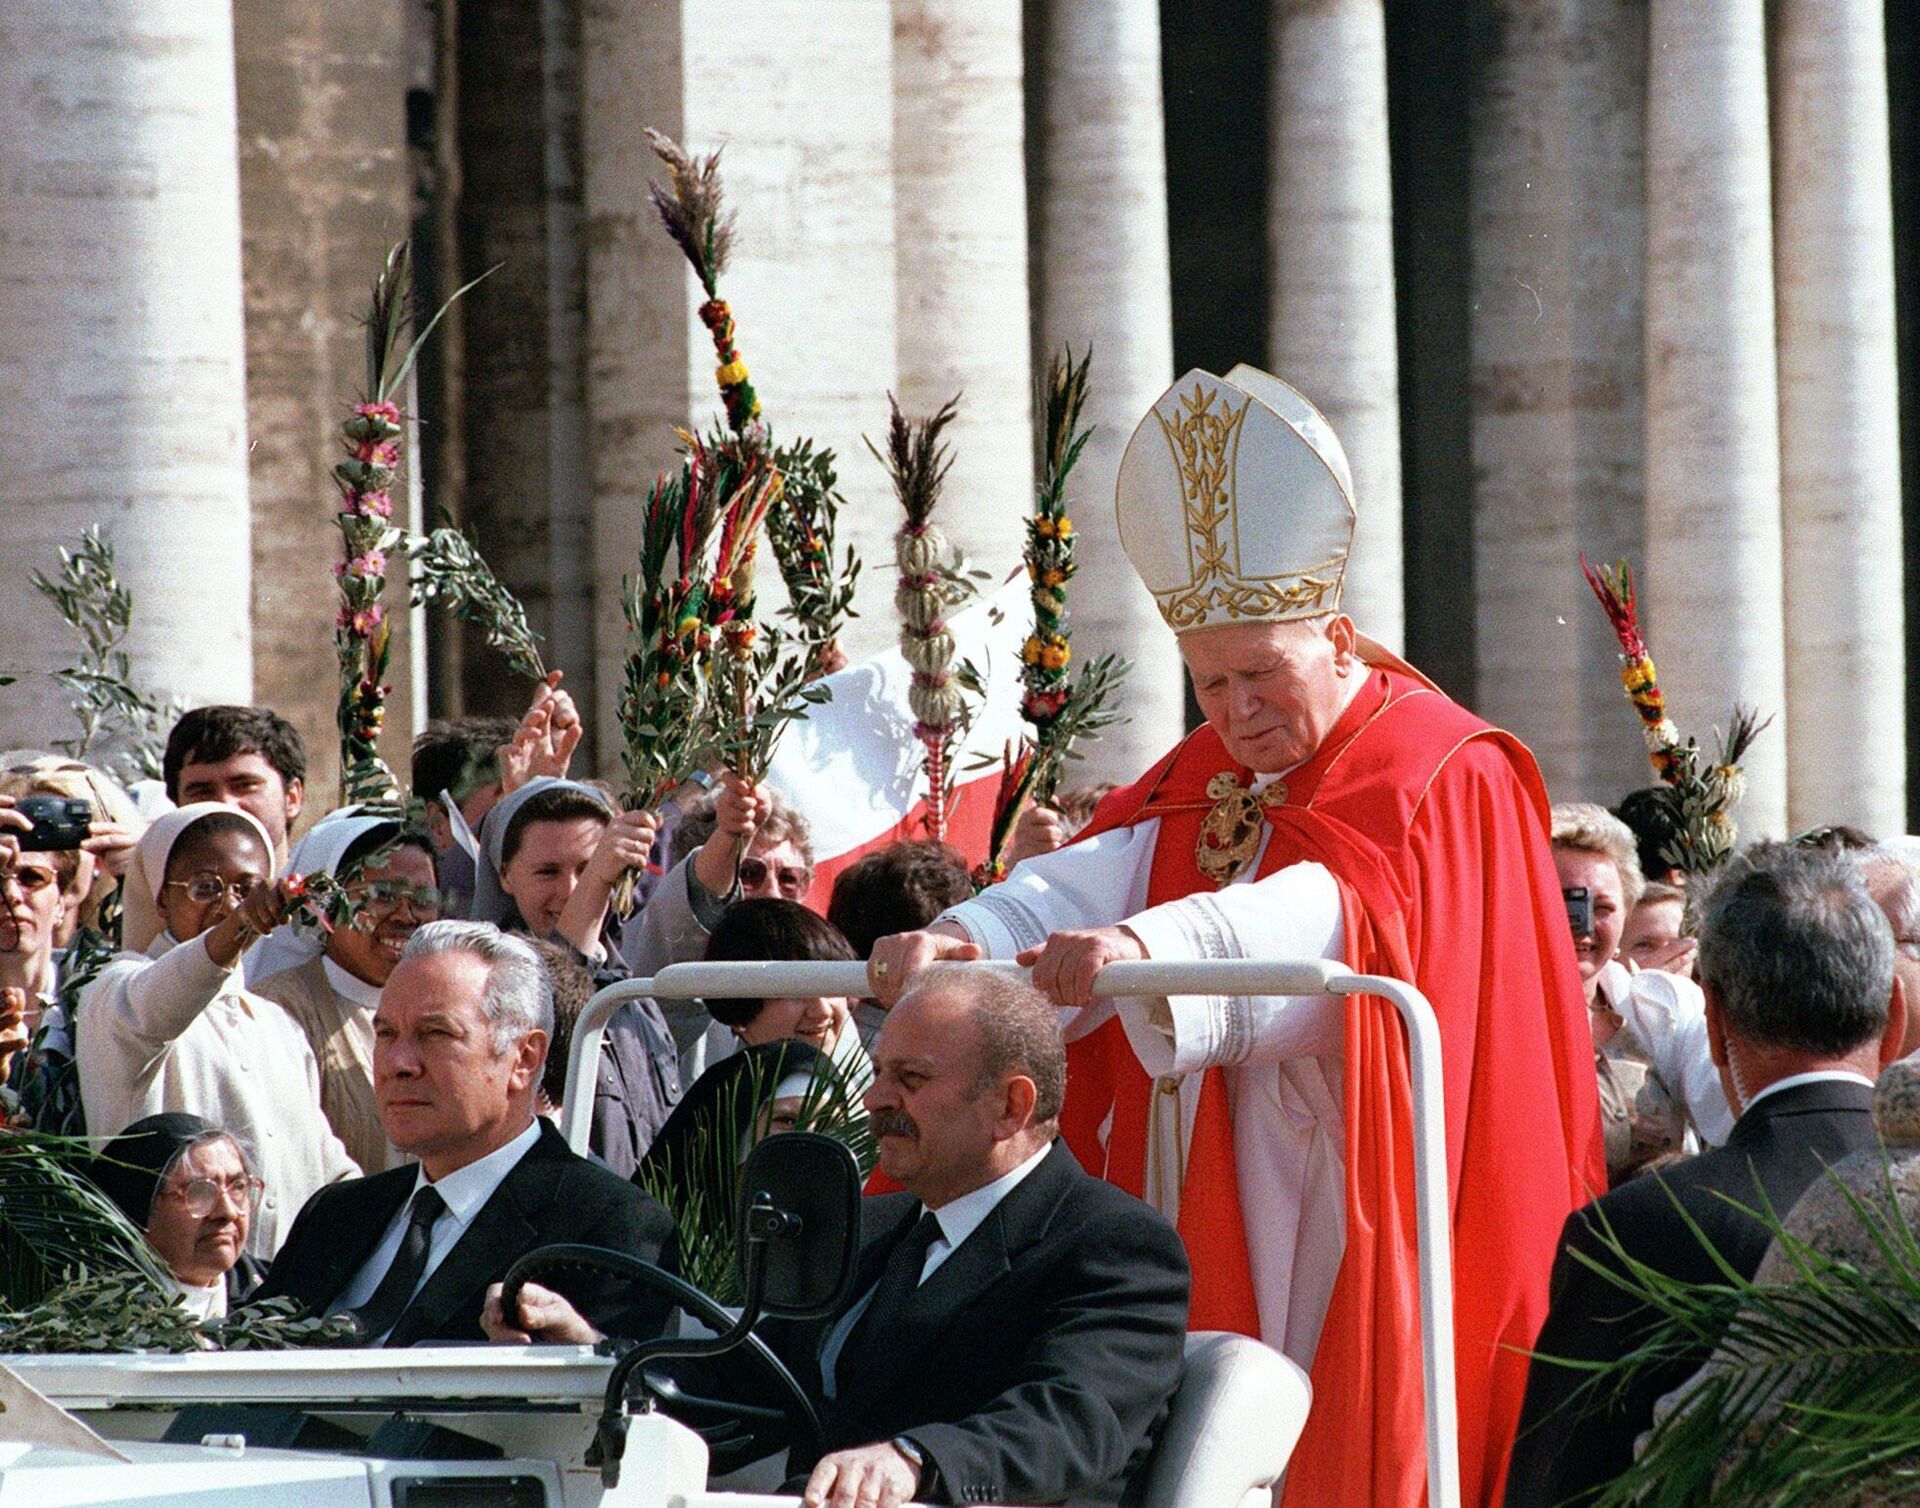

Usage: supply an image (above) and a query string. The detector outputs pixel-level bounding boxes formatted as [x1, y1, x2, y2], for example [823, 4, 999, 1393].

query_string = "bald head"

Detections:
[865, 967, 1065, 1207]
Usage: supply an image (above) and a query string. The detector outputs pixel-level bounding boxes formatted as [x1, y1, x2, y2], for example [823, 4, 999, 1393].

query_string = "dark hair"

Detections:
[703, 898, 857, 1027]
[1612, 787, 1686, 883]
[163, 706, 307, 802]
[905, 966, 1067, 1125]
[1051, 783, 1118, 834]
[1697, 841, 1894, 1056]
[522, 936, 597, 1110]
[500, 785, 614, 869]
[166, 811, 271, 880]
[338, 822, 435, 875]
[411, 718, 516, 805]
[827, 841, 974, 958]
[1791, 823, 1878, 855]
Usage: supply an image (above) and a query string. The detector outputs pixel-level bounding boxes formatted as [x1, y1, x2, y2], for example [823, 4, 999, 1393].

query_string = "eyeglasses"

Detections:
[0, 865, 58, 895]
[164, 872, 263, 907]
[160, 1173, 265, 1219]
[361, 880, 443, 914]
[739, 857, 812, 896]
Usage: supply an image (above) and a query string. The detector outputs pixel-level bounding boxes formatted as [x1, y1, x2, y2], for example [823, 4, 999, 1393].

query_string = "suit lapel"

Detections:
[293, 1169, 412, 1314]
[831, 1143, 1072, 1417]
[384, 1126, 556, 1347]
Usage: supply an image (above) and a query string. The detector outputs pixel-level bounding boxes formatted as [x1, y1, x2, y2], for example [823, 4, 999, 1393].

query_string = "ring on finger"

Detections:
[874, 960, 890, 978]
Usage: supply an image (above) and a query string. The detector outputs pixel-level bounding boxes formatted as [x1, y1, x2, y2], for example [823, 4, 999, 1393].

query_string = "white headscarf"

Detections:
[245, 807, 402, 984]
[124, 803, 278, 954]
[470, 777, 614, 926]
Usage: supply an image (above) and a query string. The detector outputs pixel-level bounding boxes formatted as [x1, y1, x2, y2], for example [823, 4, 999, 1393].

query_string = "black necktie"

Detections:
[347, 1184, 447, 1344]
[842, 1209, 944, 1365]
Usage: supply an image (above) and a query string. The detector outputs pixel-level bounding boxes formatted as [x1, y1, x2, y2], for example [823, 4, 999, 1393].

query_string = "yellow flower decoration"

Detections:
[1055, 516, 1074, 537]
[716, 359, 749, 387]
[1021, 636, 1043, 665]
[1040, 642, 1070, 670]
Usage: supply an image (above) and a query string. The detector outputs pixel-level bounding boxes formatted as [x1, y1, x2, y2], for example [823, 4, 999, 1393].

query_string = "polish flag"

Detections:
[770, 578, 1032, 908]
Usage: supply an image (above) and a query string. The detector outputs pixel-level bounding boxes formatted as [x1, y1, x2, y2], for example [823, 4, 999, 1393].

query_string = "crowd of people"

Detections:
[5, 363, 1913, 1506]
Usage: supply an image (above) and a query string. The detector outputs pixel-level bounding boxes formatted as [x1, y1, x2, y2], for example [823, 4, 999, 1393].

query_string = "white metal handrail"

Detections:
[562, 957, 1460, 1508]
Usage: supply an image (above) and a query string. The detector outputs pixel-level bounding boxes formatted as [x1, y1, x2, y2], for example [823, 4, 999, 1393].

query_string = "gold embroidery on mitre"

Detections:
[1151, 382, 1347, 632]
[1195, 772, 1288, 888]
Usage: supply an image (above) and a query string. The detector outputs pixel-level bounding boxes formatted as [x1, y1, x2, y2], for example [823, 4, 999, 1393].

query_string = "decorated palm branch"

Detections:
[645, 129, 859, 677]
[1582, 557, 1771, 876]
[701, 438, 829, 793]
[617, 447, 727, 811]
[975, 350, 1130, 885]
[874, 395, 975, 844]
[332, 240, 503, 808]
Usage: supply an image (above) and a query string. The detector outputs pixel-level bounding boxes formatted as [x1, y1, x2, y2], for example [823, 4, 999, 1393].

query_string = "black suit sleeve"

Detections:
[906, 1207, 1191, 1506]
[536, 1167, 682, 1343]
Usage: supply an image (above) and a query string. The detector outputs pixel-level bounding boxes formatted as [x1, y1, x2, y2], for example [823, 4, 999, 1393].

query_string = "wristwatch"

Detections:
[890, 1436, 927, 1479]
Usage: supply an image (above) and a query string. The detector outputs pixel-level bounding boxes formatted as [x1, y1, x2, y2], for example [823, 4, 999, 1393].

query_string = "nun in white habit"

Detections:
[76, 803, 360, 1257]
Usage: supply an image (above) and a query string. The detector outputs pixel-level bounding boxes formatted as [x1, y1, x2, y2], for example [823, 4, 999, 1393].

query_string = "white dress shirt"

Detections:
[328, 1118, 543, 1334]
[820, 1141, 1052, 1398]
[1740, 1068, 1876, 1116]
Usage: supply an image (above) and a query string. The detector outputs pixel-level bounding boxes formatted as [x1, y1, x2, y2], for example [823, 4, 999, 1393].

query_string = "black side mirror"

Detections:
[738, 1131, 860, 1321]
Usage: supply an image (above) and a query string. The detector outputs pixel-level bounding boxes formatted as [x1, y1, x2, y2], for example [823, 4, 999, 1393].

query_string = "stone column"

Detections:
[0, 2, 253, 750]
[1470, 0, 1648, 802]
[1774, 0, 1905, 833]
[892, 0, 1033, 586]
[453, 0, 594, 729]
[1029, 0, 1184, 781]
[581, 0, 900, 762]
[1267, 0, 1403, 649]
[234, 0, 414, 807]
[1643, 0, 1787, 834]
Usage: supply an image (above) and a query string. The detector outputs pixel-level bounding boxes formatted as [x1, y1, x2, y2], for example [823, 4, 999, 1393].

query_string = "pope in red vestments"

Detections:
[870, 366, 1602, 1505]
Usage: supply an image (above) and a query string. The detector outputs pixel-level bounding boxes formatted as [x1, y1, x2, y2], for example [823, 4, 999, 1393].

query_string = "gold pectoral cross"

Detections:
[1195, 772, 1287, 888]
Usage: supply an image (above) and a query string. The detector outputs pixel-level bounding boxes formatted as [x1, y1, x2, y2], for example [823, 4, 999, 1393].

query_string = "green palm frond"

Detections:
[640, 1048, 875, 1305]
[0, 1133, 170, 1308]
[1552, 1158, 1920, 1506]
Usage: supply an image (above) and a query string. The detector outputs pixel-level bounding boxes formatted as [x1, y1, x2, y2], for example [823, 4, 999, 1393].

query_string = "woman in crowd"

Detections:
[252, 811, 440, 1174]
[700, 898, 872, 1093]
[88, 1112, 265, 1320]
[2, 757, 144, 946]
[1552, 802, 1731, 1186]
[474, 776, 679, 1176]
[75, 803, 359, 1255]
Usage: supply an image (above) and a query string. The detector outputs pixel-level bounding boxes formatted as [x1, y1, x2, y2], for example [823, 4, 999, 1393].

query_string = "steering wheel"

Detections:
[499, 1243, 821, 1478]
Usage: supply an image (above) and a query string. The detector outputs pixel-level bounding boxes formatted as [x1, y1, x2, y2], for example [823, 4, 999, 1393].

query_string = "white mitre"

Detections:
[1116, 364, 1355, 635]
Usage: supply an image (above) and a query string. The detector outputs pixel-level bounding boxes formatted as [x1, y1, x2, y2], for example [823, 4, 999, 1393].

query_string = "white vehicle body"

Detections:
[0, 958, 1452, 1507]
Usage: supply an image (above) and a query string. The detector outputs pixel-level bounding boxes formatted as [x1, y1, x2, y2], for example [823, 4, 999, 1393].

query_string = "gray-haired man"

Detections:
[254, 920, 677, 1346]
[1508, 843, 1909, 1507]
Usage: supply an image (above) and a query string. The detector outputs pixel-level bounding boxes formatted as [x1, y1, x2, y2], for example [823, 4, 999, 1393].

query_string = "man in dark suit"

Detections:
[255, 920, 675, 1346]
[1507, 843, 1909, 1507]
[491, 966, 1192, 1508]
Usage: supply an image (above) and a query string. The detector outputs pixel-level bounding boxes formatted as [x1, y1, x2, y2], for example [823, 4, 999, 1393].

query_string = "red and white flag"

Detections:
[770, 578, 1031, 906]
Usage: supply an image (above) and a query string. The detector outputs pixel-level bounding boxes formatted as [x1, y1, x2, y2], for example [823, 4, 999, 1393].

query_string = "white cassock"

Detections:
[935, 786, 1348, 1370]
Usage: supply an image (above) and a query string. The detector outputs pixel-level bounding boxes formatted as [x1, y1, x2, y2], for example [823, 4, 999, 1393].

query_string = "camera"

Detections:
[15, 795, 92, 852]
[1563, 885, 1594, 938]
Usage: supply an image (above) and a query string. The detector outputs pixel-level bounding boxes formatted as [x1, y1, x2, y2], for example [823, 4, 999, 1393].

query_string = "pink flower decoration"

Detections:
[338, 602, 385, 637]
[355, 401, 402, 424]
[352, 440, 401, 467]
[353, 490, 394, 519]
